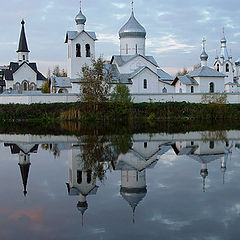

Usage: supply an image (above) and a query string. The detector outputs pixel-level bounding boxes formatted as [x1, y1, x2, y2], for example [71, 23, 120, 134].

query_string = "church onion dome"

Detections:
[75, 9, 86, 25]
[200, 49, 208, 61]
[119, 12, 146, 38]
[235, 58, 240, 66]
[221, 36, 227, 44]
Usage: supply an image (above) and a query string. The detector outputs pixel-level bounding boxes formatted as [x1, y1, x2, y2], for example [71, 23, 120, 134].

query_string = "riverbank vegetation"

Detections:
[0, 101, 239, 123]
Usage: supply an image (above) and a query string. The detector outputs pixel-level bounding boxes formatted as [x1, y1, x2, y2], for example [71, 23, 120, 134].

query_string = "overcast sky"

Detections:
[0, 0, 240, 76]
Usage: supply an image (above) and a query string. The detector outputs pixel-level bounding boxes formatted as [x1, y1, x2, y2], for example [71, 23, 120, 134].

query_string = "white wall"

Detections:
[1, 92, 240, 104]
[197, 77, 225, 93]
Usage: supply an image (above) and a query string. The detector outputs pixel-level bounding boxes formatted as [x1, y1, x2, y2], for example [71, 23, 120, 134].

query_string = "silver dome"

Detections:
[119, 12, 146, 38]
[75, 9, 86, 25]
[221, 36, 227, 44]
[235, 58, 240, 66]
[200, 49, 208, 61]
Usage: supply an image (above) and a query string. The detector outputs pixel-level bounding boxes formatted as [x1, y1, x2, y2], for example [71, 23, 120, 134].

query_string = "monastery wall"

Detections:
[0, 93, 240, 104]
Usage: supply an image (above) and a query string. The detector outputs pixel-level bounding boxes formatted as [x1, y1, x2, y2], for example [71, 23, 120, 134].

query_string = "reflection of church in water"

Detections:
[4, 143, 38, 196]
[172, 139, 233, 192]
[3, 132, 240, 224]
[66, 137, 172, 223]
[66, 144, 99, 224]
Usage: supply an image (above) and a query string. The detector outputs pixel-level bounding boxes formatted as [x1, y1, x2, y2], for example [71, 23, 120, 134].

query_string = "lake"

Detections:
[0, 126, 240, 240]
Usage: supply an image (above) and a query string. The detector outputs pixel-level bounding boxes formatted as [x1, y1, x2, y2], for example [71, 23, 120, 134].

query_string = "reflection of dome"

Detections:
[200, 169, 208, 179]
[221, 166, 226, 173]
[119, 12, 146, 38]
[77, 201, 88, 215]
[120, 187, 147, 211]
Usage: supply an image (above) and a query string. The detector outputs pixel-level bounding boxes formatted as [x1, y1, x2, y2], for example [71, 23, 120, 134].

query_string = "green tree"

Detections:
[110, 82, 132, 117]
[80, 57, 111, 112]
[41, 81, 50, 93]
[41, 68, 51, 93]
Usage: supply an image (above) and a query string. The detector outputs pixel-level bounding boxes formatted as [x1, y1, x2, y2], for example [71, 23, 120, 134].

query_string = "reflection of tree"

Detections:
[201, 130, 227, 142]
[111, 132, 132, 155]
[41, 143, 60, 158]
[80, 135, 116, 181]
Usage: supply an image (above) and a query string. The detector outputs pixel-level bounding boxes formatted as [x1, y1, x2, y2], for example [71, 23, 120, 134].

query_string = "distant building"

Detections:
[2, 20, 46, 93]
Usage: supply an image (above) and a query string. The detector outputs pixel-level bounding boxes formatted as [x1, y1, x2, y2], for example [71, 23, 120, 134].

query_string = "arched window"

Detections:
[209, 82, 214, 93]
[23, 81, 28, 91]
[143, 79, 147, 89]
[209, 141, 214, 149]
[162, 87, 167, 93]
[226, 63, 229, 72]
[76, 44, 81, 57]
[77, 171, 82, 184]
[86, 44, 90, 57]
[217, 64, 220, 72]
[23, 55, 25, 61]
[136, 44, 138, 54]
[87, 171, 92, 184]
[30, 83, 36, 91]
[144, 142, 147, 148]
[179, 88, 182, 93]
[15, 82, 20, 91]
[191, 86, 194, 93]
[126, 44, 128, 54]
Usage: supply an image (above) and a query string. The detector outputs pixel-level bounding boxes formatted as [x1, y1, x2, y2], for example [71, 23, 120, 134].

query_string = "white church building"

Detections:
[49, 3, 240, 96]
[1, 20, 46, 93]
[1, 3, 240, 104]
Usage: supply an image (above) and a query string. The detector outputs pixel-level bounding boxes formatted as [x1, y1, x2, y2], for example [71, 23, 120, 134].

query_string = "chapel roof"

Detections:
[3, 62, 46, 81]
[111, 55, 159, 67]
[188, 66, 226, 78]
[65, 31, 97, 43]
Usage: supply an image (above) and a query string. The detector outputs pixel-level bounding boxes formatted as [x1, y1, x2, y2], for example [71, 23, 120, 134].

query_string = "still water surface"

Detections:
[1, 130, 240, 239]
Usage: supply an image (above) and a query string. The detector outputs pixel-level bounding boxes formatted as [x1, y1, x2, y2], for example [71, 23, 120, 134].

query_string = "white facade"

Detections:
[3, 20, 46, 92]
[120, 37, 145, 56]
[65, 7, 97, 80]
[66, 32, 96, 79]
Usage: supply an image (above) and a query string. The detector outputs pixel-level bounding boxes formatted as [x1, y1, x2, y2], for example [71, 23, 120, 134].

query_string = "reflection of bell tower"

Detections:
[4, 143, 38, 196]
[120, 169, 147, 223]
[18, 153, 31, 196]
[66, 144, 98, 226]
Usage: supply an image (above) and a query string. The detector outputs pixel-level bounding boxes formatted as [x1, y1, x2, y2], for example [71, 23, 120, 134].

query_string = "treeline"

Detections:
[0, 102, 240, 122]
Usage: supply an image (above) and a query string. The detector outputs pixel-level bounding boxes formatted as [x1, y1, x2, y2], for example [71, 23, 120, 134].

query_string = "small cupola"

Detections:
[75, 2, 86, 32]
[200, 38, 208, 67]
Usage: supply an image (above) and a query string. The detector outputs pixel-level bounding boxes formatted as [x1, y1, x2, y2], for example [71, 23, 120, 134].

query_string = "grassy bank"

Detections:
[0, 102, 239, 122]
